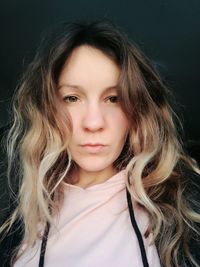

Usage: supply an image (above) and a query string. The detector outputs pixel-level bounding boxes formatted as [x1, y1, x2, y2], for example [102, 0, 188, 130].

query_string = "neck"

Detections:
[72, 166, 117, 189]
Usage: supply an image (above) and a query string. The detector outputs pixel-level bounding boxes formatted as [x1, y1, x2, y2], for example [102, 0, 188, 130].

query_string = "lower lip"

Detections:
[81, 145, 106, 153]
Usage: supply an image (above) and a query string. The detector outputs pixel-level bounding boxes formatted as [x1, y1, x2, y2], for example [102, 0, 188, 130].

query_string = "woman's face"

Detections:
[58, 45, 129, 179]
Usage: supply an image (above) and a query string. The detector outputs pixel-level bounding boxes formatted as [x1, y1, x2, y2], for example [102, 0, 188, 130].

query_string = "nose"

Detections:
[82, 102, 105, 132]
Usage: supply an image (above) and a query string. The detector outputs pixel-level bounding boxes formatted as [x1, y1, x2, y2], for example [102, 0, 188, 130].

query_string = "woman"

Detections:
[0, 19, 200, 267]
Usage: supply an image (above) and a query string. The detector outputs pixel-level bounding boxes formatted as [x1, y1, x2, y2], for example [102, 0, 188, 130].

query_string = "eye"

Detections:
[107, 95, 118, 103]
[63, 95, 79, 103]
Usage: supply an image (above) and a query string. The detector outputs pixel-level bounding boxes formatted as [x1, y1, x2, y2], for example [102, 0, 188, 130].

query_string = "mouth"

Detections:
[80, 144, 107, 153]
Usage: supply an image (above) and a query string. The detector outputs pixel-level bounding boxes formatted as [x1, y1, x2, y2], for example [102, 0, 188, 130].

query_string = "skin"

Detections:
[58, 45, 130, 188]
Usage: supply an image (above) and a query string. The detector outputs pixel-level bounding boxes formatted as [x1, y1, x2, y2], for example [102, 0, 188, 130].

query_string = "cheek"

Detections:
[109, 112, 130, 136]
[67, 110, 80, 134]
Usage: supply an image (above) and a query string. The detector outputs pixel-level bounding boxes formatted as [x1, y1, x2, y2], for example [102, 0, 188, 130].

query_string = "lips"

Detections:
[80, 143, 106, 153]
[81, 143, 105, 146]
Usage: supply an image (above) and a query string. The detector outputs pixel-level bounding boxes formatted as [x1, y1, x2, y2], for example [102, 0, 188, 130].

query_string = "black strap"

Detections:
[126, 187, 150, 267]
[38, 188, 150, 267]
[38, 221, 50, 267]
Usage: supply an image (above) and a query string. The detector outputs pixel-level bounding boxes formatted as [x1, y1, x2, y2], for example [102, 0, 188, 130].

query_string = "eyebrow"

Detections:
[58, 83, 118, 93]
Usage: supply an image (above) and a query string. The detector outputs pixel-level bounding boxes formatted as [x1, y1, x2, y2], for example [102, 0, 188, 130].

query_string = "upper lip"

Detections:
[81, 143, 105, 146]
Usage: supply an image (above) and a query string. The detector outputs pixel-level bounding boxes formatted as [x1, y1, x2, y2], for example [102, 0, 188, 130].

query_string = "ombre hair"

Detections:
[1, 19, 200, 267]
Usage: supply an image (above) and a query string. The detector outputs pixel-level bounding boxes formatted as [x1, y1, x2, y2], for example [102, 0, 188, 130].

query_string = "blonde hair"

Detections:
[1, 19, 200, 266]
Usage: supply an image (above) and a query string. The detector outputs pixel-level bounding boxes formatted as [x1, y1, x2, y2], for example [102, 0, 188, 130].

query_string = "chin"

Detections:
[75, 159, 114, 173]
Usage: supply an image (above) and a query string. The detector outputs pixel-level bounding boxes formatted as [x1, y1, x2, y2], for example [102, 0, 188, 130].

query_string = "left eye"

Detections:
[107, 96, 118, 103]
[63, 96, 78, 103]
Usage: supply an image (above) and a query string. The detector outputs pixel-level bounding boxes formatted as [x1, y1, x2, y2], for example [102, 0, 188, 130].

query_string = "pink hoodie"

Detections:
[14, 170, 161, 267]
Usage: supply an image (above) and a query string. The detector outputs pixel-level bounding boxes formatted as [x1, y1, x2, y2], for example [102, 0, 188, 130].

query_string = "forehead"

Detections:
[58, 45, 120, 92]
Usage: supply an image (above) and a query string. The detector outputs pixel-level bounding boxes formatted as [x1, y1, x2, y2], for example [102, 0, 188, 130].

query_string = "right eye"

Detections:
[63, 96, 79, 103]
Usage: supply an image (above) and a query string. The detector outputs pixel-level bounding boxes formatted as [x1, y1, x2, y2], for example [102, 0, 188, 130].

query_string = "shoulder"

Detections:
[133, 201, 150, 235]
[0, 125, 23, 266]
[0, 216, 24, 267]
[172, 160, 200, 266]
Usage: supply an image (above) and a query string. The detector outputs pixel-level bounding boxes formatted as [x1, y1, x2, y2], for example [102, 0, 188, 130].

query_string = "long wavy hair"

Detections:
[1, 19, 200, 267]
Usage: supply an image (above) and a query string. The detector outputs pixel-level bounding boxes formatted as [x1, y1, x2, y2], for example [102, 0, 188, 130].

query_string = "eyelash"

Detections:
[63, 95, 118, 103]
